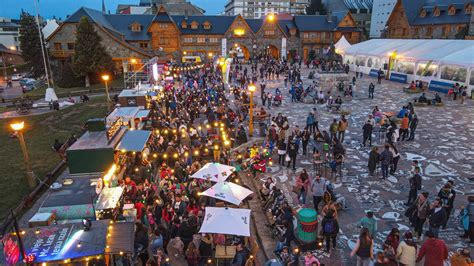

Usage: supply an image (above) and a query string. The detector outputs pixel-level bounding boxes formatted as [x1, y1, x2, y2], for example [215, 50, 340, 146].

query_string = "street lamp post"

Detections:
[248, 83, 256, 137]
[101, 74, 111, 112]
[10, 121, 36, 189]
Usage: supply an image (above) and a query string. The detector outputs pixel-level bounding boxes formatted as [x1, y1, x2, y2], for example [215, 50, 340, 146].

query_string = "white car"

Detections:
[11, 74, 22, 81]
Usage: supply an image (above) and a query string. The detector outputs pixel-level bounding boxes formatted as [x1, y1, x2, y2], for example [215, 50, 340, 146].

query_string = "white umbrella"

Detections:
[201, 182, 253, 205]
[199, 207, 251, 236]
[190, 162, 235, 182]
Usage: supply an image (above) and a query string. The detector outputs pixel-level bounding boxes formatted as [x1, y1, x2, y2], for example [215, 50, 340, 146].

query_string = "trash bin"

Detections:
[297, 208, 318, 243]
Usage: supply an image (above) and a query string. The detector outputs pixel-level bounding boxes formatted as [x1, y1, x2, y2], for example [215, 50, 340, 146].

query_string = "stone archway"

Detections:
[229, 43, 250, 60]
[266, 44, 279, 59]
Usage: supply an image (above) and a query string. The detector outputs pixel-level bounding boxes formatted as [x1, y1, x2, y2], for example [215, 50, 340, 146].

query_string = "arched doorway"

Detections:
[266, 45, 279, 59]
[229, 43, 250, 60]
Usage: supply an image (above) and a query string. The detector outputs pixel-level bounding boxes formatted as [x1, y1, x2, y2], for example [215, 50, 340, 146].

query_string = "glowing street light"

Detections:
[248, 83, 256, 136]
[267, 13, 275, 22]
[10, 121, 36, 188]
[101, 74, 112, 112]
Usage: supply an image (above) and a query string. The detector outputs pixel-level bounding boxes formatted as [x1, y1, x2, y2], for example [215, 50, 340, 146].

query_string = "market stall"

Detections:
[117, 89, 149, 107]
[106, 107, 150, 130]
[115, 130, 152, 153]
[341, 39, 474, 95]
[66, 118, 125, 175]
[5, 220, 134, 265]
[95, 187, 125, 220]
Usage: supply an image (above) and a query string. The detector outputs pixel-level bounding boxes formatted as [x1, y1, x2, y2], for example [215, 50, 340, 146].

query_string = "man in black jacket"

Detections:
[362, 120, 373, 147]
[438, 180, 456, 229]
[406, 167, 422, 206]
[428, 198, 447, 238]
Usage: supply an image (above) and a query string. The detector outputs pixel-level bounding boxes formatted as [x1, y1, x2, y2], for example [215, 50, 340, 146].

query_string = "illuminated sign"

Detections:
[106, 117, 122, 142]
[233, 29, 245, 36]
[152, 63, 159, 81]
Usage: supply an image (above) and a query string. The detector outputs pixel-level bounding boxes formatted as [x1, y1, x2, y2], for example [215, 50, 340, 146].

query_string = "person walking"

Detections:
[350, 228, 374, 266]
[295, 169, 310, 205]
[408, 114, 418, 141]
[329, 119, 338, 142]
[360, 211, 378, 239]
[301, 128, 310, 156]
[379, 144, 392, 179]
[311, 175, 326, 211]
[368, 147, 379, 176]
[438, 181, 456, 229]
[406, 167, 422, 206]
[368, 82, 375, 99]
[396, 231, 417, 266]
[362, 120, 373, 147]
[286, 140, 298, 170]
[416, 231, 449, 266]
[428, 198, 447, 238]
[321, 209, 339, 253]
[399, 114, 409, 141]
[277, 139, 287, 166]
[356, 65, 360, 78]
[377, 69, 384, 84]
[306, 112, 315, 134]
[413, 192, 431, 240]
[337, 115, 348, 143]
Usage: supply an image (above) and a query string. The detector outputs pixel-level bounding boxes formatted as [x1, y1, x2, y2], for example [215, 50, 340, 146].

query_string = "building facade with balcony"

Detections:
[224, 0, 309, 18]
[46, 5, 361, 66]
[0, 18, 20, 51]
[385, 0, 474, 39]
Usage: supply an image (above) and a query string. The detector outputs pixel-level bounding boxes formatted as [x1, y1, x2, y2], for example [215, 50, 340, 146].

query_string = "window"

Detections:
[443, 26, 450, 36]
[264, 30, 275, 36]
[203, 21, 211, 30]
[159, 23, 168, 29]
[344, 55, 354, 64]
[355, 56, 366, 66]
[191, 21, 198, 29]
[54, 43, 62, 50]
[416, 62, 438, 77]
[67, 43, 74, 50]
[184, 37, 193, 43]
[14, 37, 18, 41]
[448, 6, 456, 15]
[395, 60, 415, 74]
[433, 8, 440, 16]
[465, 3, 472, 14]
[420, 9, 427, 17]
[209, 37, 219, 43]
[303, 32, 308, 39]
[158, 37, 170, 45]
[197, 37, 206, 43]
[440, 65, 467, 82]
[324, 32, 330, 39]
[426, 27, 432, 36]
[131, 23, 141, 32]
[140, 42, 148, 48]
[182, 21, 187, 28]
[470, 69, 474, 85]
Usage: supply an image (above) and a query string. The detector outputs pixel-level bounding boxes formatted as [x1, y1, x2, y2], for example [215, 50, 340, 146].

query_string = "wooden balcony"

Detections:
[50, 50, 74, 58]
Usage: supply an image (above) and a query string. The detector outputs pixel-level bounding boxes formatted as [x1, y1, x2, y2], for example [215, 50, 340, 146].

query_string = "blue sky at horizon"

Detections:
[0, 0, 223, 19]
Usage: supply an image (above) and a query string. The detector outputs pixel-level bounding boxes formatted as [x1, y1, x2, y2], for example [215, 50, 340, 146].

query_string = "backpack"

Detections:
[323, 219, 335, 234]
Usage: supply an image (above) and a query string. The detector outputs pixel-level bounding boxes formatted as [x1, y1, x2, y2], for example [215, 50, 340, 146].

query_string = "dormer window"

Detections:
[131, 22, 142, 32]
[203, 21, 211, 30]
[465, 3, 472, 14]
[433, 7, 440, 17]
[448, 5, 456, 15]
[191, 21, 198, 29]
[181, 20, 187, 28]
[420, 9, 427, 18]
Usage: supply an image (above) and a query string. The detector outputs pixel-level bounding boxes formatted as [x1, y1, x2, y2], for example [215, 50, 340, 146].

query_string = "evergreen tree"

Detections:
[72, 16, 113, 87]
[19, 12, 45, 78]
[306, 0, 327, 15]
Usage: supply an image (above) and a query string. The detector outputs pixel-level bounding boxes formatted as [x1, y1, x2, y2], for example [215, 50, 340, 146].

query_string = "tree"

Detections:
[72, 16, 113, 87]
[306, 0, 327, 15]
[53, 59, 83, 88]
[19, 12, 46, 78]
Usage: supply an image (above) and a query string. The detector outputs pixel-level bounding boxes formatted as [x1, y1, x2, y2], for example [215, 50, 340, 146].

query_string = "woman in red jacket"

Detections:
[161, 203, 175, 224]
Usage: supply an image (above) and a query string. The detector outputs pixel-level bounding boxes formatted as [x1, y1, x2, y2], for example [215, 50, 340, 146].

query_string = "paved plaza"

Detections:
[247, 68, 474, 264]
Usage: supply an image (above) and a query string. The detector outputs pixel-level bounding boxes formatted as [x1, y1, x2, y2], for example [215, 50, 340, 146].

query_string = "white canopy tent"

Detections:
[201, 182, 253, 206]
[341, 39, 474, 94]
[334, 36, 352, 52]
[190, 162, 235, 183]
[199, 207, 251, 236]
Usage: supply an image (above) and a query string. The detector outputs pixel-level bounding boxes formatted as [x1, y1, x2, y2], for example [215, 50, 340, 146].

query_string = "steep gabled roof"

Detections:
[294, 15, 339, 31]
[401, 0, 472, 25]
[65, 7, 117, 33]
[245, 19, 264, 33]
[105, 14, 154, 41]
[172, 15, 236, 34]
[278, 19, 298, 35]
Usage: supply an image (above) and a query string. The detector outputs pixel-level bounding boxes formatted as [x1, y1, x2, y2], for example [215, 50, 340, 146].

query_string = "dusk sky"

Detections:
[0, 0, 223, 19]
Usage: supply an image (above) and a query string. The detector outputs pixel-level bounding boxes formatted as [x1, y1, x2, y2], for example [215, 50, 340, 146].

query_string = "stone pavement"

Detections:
[247, 68, 474, 265]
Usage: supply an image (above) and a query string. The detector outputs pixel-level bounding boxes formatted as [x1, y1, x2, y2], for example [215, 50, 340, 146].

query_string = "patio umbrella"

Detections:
[190, 162, 235, 182]
[199, 207, 251, 236]
[201, 182, 253, 205]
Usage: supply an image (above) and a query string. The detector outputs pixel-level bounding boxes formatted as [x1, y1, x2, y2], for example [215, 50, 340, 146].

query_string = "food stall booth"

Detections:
[66, 118, 125, 175]
[94, 187, 125, 220]
[106, 107, 150, 130]
[5, 219, 135, 265]
[117, 89, 148, 107]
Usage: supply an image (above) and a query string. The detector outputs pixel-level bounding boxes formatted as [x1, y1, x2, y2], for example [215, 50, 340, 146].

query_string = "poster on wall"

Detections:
[222, 38, 227, 57]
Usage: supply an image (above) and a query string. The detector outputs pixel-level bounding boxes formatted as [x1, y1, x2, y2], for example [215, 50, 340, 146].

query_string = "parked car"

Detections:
[19, 78, 36, 87]
[11, 74, 22, 81]
[22, 79, 45, 93]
